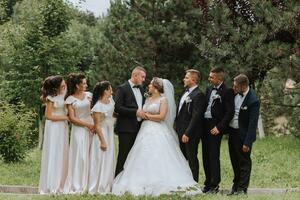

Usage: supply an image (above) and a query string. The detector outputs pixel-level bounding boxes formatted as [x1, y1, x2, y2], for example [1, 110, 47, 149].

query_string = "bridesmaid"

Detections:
[88, 81, 116, 194]
[63, 73, 94, 194]
[39, 75, 69, 194]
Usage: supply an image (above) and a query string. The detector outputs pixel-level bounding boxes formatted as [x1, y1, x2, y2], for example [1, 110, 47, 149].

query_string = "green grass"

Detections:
[0, 135, 299, 189]
[0, 193, 300, 200]
[0, 148, 41, 186]
[217, 135, 300, 188]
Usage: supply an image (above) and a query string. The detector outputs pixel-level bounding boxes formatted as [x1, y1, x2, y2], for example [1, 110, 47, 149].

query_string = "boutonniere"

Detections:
[185, 96, 192, 103]
[241, 106, 248, 110]
[211, 94, 222, 106]
[212, 94, 221, 100]
[144, 92, 150, 98]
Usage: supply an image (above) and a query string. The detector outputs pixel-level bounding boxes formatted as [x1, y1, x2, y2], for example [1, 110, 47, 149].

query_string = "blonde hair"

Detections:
[186, 69, 201, 83]
[131, 66, 146, 76]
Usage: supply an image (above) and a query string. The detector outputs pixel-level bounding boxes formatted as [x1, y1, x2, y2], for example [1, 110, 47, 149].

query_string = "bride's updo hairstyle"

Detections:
[41, 75, 64, 99]
[91, 81, 111, 108]
[152, 77, 164, 94]
[65, 73, 86, 99]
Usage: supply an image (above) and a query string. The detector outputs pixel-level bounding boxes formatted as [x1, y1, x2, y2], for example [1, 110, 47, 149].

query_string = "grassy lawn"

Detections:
[0, 193, 300, 200]
[0, 135, 299, 198]
[0, 147, 41, 186]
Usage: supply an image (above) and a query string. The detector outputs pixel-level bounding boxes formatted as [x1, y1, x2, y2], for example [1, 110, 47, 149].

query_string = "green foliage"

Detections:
[41, 0, 70, 38]
[0, 101, 37, 163]
[0, 0, 22, 24]
[0, 0, 300, 141]
[90, 0, 209, 96]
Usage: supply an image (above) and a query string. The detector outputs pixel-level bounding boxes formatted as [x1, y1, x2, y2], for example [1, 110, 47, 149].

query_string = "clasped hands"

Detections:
[137, 110, 150, 120]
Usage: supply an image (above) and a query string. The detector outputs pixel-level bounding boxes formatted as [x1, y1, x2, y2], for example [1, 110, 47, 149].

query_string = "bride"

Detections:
[112, 77, 201, 196]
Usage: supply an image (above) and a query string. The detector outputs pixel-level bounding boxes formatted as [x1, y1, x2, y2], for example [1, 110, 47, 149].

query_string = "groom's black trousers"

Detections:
[202, 119, 223, 189]
[179, 135, 201, 182]
[228, 127, 251, 191]
[115, 132, 138, 177]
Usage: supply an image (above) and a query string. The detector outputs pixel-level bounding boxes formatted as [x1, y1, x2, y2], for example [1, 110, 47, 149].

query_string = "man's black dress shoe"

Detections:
[207, 186, 219, 194]
[201, 186, 210, 193]
[227, 189, 247, 195]
[227, 190, 237, 196]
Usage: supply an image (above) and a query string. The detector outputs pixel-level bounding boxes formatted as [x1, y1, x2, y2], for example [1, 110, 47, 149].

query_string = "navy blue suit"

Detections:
[238, 89, 260, 147]
[228, 89, 260, 193]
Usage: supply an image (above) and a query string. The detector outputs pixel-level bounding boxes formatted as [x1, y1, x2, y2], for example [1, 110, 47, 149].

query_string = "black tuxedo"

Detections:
[114, 81, 145, 176]
[228, 89, 260, 193]
[175, 86, 206, 182]
[202, 83, 235, 190]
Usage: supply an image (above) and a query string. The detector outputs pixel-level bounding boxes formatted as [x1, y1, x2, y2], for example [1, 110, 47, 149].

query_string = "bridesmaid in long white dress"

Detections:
[63, 73, 94, 194]
[88, 81, 116, 194]
[39, 75, 69, 194]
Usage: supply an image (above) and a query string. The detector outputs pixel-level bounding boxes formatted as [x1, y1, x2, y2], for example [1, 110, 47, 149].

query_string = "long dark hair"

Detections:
[91, 81, 111, 108]
[41, 75, 63, 99]
[65, 73, 86, 99]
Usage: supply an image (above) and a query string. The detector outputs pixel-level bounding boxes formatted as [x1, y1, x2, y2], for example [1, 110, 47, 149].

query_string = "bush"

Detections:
[0, 101, 37, 163]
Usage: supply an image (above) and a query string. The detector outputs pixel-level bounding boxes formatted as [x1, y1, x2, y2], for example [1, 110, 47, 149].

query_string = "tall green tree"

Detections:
[90, 0, 209, 95]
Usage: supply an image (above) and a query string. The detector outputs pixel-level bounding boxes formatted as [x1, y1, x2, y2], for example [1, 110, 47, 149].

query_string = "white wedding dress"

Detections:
[112, 95, 201, 196]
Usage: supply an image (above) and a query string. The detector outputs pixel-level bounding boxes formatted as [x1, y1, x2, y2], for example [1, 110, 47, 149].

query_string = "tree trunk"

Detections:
[258, 114, 265, 138]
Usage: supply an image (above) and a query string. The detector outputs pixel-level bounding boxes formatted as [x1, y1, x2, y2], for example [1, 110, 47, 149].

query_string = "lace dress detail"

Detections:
[112, 96, 201, 196]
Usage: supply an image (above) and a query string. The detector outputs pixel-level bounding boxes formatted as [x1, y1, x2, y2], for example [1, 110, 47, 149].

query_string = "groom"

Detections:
[175, 69, 206, 182]
[114, 66, 146, 176]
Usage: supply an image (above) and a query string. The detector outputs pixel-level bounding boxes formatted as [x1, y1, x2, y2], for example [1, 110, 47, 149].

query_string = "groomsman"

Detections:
[228, 74, 260, 195]
[114, 66, 146, 176]
[202, 67, 235, 193]
[175, 69, 206, 182]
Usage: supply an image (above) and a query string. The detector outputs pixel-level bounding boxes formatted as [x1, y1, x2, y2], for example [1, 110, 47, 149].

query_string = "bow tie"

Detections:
[185, 88, 190, 93]
[238, 93, 244, 97]
[132, 85, 140, 89]
[212, 87, 218, 91]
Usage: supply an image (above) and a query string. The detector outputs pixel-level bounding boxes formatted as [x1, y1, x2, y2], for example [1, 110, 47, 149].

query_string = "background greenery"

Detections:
[0, 0, 299, 181]
[0, 1, 299, 199]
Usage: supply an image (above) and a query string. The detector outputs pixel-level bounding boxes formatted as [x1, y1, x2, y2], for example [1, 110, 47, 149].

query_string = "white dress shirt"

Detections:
[178, 85, 198, 114]
[129, 80, 143, 121]
[229, 87, 249, 129]
[204, 83, 223, 119]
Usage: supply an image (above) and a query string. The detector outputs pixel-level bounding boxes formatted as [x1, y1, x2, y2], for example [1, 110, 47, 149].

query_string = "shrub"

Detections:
[0, 101, 37, 163]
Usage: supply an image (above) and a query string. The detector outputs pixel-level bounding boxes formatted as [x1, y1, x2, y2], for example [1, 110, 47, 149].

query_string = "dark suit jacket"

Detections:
[205, 83, 235, 134]
[175, 87, 206, 138]
[238, 89, 260, 148]
[114, 81, 145, 134]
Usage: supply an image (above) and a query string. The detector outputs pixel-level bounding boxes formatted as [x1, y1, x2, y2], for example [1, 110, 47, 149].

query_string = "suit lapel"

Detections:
[206, 86, 213, 101]
[177, 87, 199, 115]
[177, 89, 187, 114]
[241, 89, 251, 108]
[125, 81, 138, 107]
[188, 86, 199, 98]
